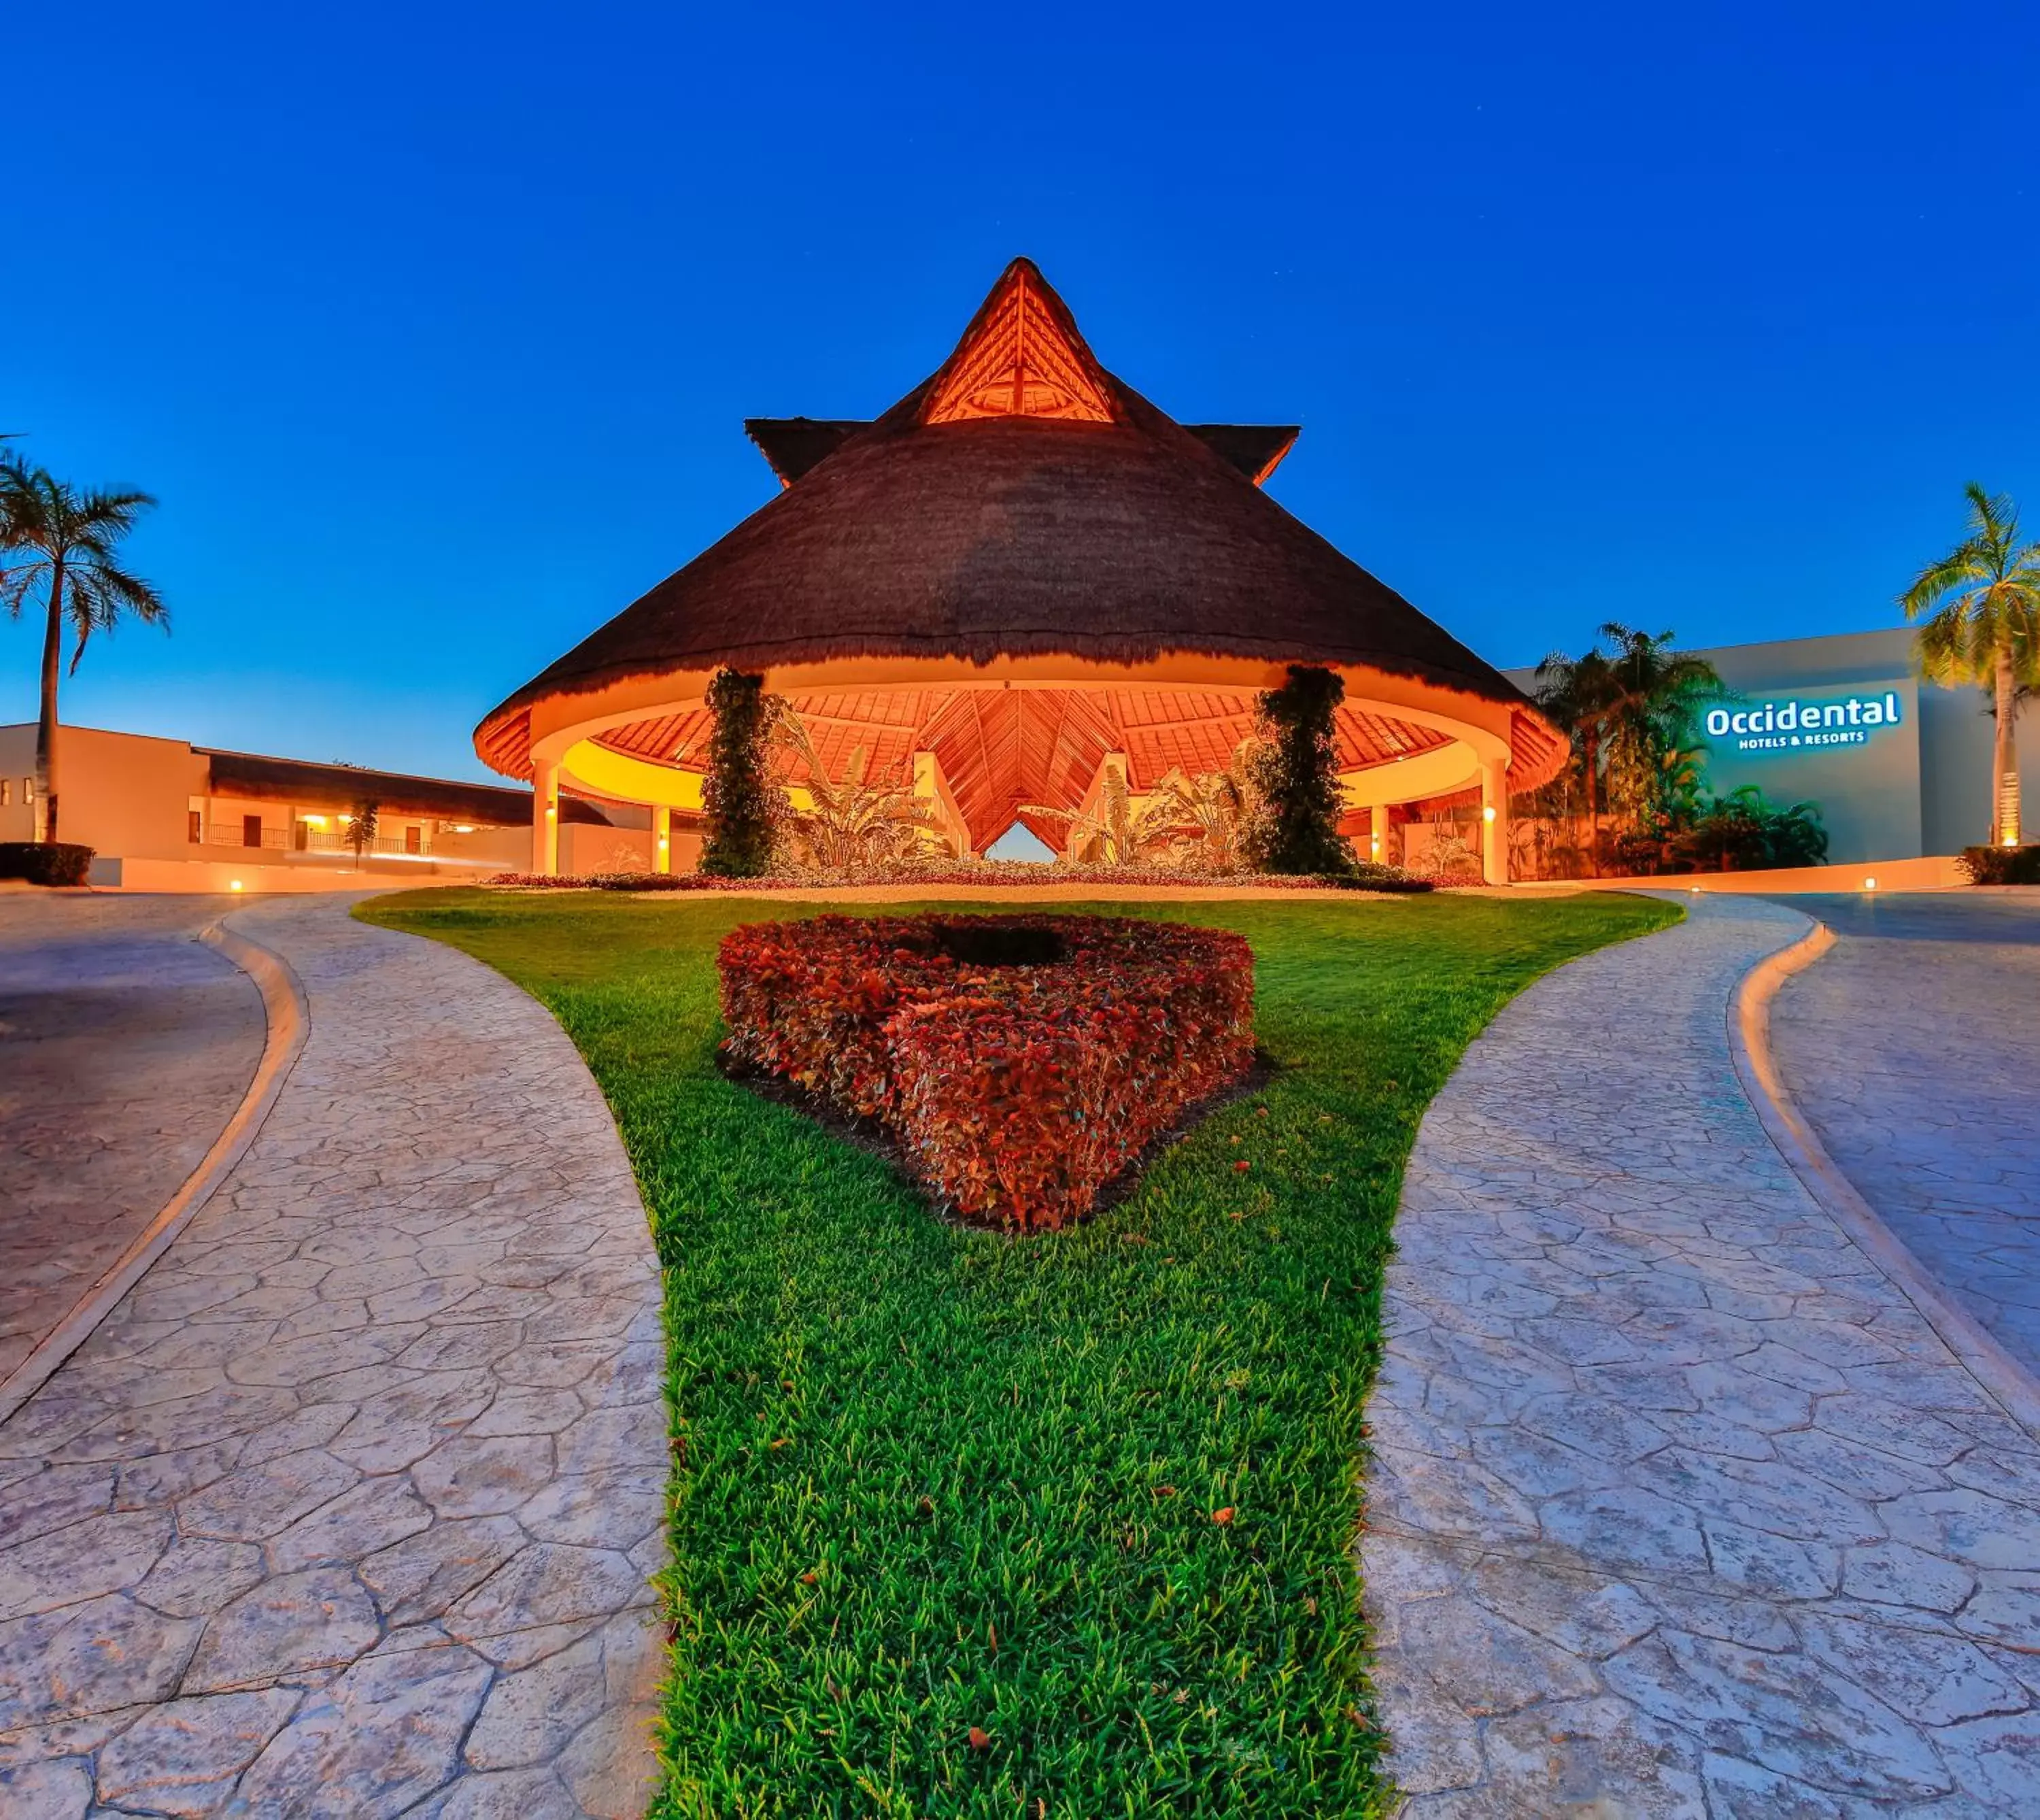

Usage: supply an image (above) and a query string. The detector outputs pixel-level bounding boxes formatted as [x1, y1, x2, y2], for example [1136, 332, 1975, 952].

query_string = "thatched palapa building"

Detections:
[477, 259, 1563, 881]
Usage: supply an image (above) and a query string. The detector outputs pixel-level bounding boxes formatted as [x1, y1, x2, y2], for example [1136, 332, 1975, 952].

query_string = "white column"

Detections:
[1369, 801, 1389, 866]
[653, 804, 671, 875]
[912, 750, 972, 858]
[533, 759, 560, 876]
[1481, 758, 1508, 886]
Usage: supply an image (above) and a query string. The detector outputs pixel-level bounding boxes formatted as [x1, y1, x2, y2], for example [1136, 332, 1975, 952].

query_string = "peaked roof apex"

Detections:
[921, 258, 1117, 426]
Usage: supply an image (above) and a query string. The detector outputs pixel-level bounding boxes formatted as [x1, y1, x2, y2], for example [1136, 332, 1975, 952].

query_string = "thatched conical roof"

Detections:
[478, 259, 1552, 786]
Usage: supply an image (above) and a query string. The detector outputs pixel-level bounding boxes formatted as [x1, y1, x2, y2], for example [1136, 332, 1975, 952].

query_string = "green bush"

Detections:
[1317, 862, 1433, 894]
[698, 669, 784, 877]
[1958, 843, 2040, 885]
[1242, 665, 1357, 875]
[1659, 786, 1828, 873]
[0, 841, 95, 886]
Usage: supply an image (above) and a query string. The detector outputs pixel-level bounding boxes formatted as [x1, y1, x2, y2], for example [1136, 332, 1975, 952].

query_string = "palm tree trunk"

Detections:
[1995, 646, 2021, 846]
[35, 558, 65, 843]
[1583, 728, 1600, 877]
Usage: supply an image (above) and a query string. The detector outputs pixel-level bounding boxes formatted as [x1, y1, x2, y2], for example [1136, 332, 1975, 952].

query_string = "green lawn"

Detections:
[358, 888, 1677, 1818]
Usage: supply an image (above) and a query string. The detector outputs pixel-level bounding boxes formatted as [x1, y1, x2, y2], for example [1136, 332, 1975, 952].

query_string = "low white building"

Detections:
[0, 723, 651, 890]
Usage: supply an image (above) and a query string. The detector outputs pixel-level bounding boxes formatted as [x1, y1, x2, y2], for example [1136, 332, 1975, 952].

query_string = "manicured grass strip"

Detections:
[360, 890, 1677, 1817]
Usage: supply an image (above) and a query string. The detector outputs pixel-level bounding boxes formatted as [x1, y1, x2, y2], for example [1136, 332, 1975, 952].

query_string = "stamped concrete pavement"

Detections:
[0, 896, 265, 1385]
[1362, 892, 2040, 1817]
[1767, 891, 2040, 1381]
[0, 894, 668, 1819]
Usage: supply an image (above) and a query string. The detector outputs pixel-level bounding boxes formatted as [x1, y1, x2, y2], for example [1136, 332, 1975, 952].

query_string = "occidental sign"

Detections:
[1703, 691, 1902, 754]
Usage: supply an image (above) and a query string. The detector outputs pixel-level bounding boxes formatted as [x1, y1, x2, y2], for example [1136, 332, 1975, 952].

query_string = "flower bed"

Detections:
[717, 914, 1256, 1229]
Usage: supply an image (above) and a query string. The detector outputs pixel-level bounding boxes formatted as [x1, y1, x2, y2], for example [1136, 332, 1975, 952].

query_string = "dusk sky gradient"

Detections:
[9, 1, 2038, 783]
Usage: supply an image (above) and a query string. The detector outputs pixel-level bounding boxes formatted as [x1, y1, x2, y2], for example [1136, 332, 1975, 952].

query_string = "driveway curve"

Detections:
[1767, 891, 2040, 1381]
[0, 896, 265, 1388]
[1361, 892, 2040, 1817]
[0, 895, 668, 1820]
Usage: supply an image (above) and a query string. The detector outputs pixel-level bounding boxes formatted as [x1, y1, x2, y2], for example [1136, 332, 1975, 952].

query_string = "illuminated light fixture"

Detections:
[2005, 834, 2021, 847]
[658, 836, 668, 849]
[305, 814, 328, 830]
[452, 824, 477, 834]
[230, 880, 244, 891]
[1864, 877, 1877, 891]
[545, 805, 557, 818]
[1482, 805, 1497, 824]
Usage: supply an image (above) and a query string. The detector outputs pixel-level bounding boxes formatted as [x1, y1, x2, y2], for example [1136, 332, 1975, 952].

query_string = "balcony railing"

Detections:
[194, 823, 436, 858]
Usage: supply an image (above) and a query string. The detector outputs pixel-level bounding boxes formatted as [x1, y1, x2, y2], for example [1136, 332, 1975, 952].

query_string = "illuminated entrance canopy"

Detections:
[1704, 691, 1903, 755]
[476, 258, 1565, 881]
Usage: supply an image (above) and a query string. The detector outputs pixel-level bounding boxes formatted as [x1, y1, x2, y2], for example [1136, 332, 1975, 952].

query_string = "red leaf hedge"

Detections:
[717, 915, 1256, 1230]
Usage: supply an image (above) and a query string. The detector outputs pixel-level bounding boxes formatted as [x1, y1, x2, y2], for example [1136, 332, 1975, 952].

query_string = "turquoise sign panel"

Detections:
[1695, 673, 1922, 864]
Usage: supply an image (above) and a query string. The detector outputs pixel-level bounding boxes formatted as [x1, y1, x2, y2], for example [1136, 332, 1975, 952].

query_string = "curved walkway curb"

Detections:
[0, 917, 309, 1429]
[0, 896, 670, 1820]
[1729, 918, 2040, 1443]
[1360, 893, 2040, 1817]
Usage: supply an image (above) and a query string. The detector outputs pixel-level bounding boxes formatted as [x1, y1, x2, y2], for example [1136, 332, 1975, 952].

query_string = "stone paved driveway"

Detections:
[1768, 891, 2040, 1379]
[0, 897, 264, 1385]
[1362, 892, 2040, 1816]
[0, 895, 668, 1819]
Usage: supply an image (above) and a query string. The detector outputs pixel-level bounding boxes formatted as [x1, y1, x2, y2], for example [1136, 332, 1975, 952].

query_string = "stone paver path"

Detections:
[1362, 892, 2040, 1817]
[0, 895, 668, 1819]
[1768, 892, 2040, 1379]
[0, 897, 264, 1383]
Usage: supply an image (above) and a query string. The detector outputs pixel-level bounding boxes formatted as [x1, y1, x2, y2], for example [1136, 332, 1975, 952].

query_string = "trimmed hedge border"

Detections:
[718, 914, 1256, 1230]
[484, 861, 1433, 894]
[0, 841, 95, 887]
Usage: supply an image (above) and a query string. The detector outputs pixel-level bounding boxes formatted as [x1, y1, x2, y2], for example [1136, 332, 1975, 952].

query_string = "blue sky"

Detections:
[7, 1, 2037, 783]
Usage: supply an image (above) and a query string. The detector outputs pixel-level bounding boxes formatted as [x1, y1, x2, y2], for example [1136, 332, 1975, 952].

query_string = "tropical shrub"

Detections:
[1958, 843, 2040, 885]
[774, 710, 948, 869]
[1025, 749, 1261, 871]
[1242, 666, 1356, 875]
[699, 669, 783, 877]
[717, 914, 1256, 1230]
[1665, 786, 1829, 873]
[0, 840, 93, 886]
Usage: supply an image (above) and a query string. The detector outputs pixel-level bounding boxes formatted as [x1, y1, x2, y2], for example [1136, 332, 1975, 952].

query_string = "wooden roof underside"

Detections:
[591, 686, 1453, 852]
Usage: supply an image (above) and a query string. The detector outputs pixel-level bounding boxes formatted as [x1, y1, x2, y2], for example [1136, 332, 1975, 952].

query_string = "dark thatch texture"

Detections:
[747, 419, 1297, 488]
[479, 259, 1549, 782]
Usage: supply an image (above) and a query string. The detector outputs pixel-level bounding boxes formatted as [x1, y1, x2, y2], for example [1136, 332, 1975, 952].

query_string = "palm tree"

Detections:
[1899, 484, 2040, 847]
[1533, 645, 1618, 875]
[0, 458, 167, 841]
[1595, 623, 1723, 837]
